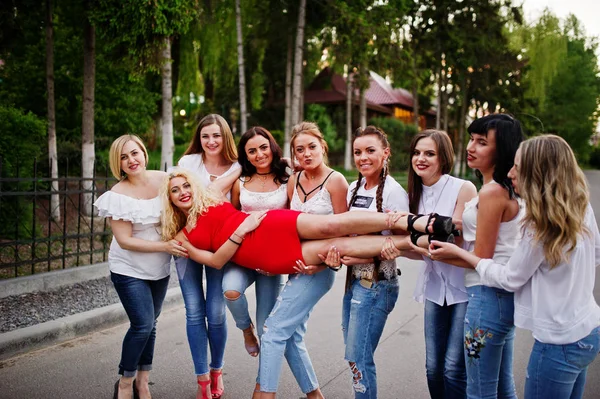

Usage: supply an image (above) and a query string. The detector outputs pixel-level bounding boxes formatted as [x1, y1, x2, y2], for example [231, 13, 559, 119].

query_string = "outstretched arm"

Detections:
[210, 168, 242, 196]
[179, 210, 267, 269]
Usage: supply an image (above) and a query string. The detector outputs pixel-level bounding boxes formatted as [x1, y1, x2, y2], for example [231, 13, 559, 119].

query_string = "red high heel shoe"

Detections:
[210, 369, 224, 399]
[197, 378, 211, 399]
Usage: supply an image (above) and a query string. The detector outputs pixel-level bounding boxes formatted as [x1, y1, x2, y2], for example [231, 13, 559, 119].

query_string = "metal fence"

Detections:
[0, 158, 116, 279]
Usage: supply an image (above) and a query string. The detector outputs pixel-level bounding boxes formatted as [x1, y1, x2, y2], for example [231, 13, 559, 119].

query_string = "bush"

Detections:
[305, 104, 344, 153]
[368, 117, 418, 172]
[0, 106, 47, 240]
[589, 145, 600, 169]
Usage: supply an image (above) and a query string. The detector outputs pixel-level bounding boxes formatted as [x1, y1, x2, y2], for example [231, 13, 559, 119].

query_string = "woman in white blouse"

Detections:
[94, 135, 188, 399]
[408, 130, 477, 398]
[431, 134, 600, 399]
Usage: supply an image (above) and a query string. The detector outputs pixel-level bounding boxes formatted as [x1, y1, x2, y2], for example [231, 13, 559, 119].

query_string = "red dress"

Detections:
[183, 202, 305, 274]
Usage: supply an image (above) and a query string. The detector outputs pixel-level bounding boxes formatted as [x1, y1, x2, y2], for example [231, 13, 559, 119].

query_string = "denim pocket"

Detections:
[495, 290, 514, 324]
[564, 328, 600, 369]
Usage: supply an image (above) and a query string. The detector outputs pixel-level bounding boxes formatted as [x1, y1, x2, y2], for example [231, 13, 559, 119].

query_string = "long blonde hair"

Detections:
[518, 135, 589, 268]
[161, 168, 223, 240]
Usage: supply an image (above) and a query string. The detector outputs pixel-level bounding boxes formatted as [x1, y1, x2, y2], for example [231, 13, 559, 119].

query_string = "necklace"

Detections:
[256, 173, 272, 190]
[256, 170, 272, 175]
[420, 175, 450, 214]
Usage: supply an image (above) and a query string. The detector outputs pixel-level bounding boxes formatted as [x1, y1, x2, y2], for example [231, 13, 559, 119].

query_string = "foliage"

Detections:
[305, 104, 344, 153]
[368, 117, 417, 172]
[589, 146, 600, 170]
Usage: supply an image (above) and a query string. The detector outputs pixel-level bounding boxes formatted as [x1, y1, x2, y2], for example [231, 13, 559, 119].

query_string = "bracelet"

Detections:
[232, 232, 244, 240]
[228, 237, 242, 245]
[328, 265, 341, 272]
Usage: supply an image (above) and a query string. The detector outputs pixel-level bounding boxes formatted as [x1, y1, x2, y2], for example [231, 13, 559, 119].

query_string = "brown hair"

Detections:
[407, 130, 454, 214]
[184, 114, 238, 163]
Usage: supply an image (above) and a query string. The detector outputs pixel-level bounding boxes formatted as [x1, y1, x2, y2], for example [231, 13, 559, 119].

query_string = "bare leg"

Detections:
[118, 376, 134, 399]
[135, 370, 151, 399]
[306, 388, 325, 399]
[301, 235, 412, 265]
[295, 212, 439, 240]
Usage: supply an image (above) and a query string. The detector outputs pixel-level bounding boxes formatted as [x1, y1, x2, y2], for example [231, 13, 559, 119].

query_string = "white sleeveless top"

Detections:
[239, 180, 288, 212]
[347, 175, 409, 280]
[413, 175, 468, 305]
[290, 174, 335, 215]
[93, 191, 171, 280]
[463, 181, 524, 287]
[178, 154, 241, 199]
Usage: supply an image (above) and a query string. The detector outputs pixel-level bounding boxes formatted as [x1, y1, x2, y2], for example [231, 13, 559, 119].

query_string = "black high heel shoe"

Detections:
[407, 213, 454, 235]
[113, 380, 119, 399]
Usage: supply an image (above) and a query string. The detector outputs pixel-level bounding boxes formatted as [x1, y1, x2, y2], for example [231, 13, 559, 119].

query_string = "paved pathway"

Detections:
[1, 172, 599, 399]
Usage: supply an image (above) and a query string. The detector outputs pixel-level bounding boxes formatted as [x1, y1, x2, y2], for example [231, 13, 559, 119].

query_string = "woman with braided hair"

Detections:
[340, 126, 409, 398]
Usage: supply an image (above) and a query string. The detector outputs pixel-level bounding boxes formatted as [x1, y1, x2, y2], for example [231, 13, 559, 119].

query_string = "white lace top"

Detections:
[347, 175, 409, 280]
[413, 175, 469, 305]
[290, 185, 334, 215]
[463, 181, 524, 287]
[93, 191, 171, 280]
[178, 154, 241, 199]
[239, 180, 288, 212]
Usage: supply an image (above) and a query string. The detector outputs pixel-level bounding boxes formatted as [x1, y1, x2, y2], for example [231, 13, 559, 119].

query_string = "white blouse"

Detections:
[476, 204, 600, 345]
[178, 153, 241, 199]
[413, 175, 469, 305]
[94, 191, 171, 280]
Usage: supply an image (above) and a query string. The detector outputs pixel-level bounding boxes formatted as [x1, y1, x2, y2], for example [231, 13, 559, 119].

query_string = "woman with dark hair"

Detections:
[225, 126, 322, 397]
[177, 114, 241, 399]
[418, 114, 525, 399]
[431, 135, 600, 399]
[408, 130, 477, 399]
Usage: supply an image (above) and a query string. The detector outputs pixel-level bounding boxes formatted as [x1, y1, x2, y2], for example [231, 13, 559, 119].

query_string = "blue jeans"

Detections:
[525, 326, 600, 399]
[424, 300, 468, 399]
[176, 257, 227, 375]
[110, 272, 170, 377]
[464, 285, 516, 399]
[342, 277, 400, 399]
[222, 263, 284, 336]
[259, 269, 336, 393]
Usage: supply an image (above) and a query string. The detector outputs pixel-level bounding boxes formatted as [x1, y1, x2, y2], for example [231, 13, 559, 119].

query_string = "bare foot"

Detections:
[243, 324, 260, 357]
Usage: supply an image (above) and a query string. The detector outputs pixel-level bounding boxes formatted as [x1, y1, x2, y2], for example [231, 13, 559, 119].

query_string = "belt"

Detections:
[354, 269, 401, 287]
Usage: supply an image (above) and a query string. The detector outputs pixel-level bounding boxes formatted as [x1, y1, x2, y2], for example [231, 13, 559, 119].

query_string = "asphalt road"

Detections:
[1, 171, 599, 399]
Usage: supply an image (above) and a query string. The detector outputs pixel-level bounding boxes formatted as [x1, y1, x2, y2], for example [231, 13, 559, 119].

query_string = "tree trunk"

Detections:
[411, 55, 420, 128]
[160, 37, 174, 170]
[290, 0, 306, 128]
[442, 69, 449, 133]
[359, 88, 367, 128]
[235, 0, 247, 134]
[454, 78, 469, 177]
[46, 0, 60, 222]
[435, 68, 442, 130]
[81, 0, 96, 216]
[283, 33, 293, 158]
[344, 73, 353, 170]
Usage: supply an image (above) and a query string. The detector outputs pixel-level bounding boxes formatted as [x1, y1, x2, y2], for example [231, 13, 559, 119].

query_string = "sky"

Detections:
[521, 0, 600, 40]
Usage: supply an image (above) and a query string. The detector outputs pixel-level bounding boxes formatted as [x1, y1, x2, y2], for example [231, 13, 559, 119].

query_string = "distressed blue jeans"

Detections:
[259, 269, 335, 393]
[424, 299, 468, 399]
[525, 326, 600, 399]
[464, 285, 517, 399]
[176, 257, 227, 376]
[110, 272, 170, 377]
[342, 277, 400, 399]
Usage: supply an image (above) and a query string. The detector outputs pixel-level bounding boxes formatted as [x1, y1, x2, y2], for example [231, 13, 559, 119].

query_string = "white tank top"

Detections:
[290, 171, 335, 215]
[463, 181, 524, 287]
[238, 180, 288, 212]
[413, 175, 468, 305]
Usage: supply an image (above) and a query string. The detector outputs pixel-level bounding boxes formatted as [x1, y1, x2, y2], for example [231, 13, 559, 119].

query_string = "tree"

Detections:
[81, 0, 96, 216]
[235, 0, 248, 133]
[289, 0, 306, 138]
[92, 0, 199, 169]
[46, 0, 60, 222]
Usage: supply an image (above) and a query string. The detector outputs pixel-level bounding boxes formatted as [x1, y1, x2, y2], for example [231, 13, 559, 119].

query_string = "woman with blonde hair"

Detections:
[94, 134, 187, 399]
[431, 134, 600, 399]
[177, 114, 241, 399]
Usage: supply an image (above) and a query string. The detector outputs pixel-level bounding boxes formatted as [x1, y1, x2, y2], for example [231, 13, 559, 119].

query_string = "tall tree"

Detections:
[283, 32, 293, 156]
[92, 0, 199, 169]
[235, 0, 248, 133]
[46, 0, 60, 222]
[81, 0, 96, 216]
[289, 0, 306, 131]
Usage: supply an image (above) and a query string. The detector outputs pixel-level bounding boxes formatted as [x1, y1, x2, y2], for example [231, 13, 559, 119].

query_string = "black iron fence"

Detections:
[0, 157, 116, 279]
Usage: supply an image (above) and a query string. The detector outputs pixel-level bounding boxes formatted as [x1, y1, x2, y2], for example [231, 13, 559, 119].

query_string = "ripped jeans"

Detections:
[259, 268, 335, 393]
[342, 277, 399, 399]
[525, 326, 600, 399]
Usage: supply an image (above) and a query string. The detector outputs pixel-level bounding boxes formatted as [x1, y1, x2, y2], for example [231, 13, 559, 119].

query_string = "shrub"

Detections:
[589, 145, 600, 169]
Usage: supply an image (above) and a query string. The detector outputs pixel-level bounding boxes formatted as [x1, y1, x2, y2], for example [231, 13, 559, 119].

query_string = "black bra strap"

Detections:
[296, 170, 335, 202]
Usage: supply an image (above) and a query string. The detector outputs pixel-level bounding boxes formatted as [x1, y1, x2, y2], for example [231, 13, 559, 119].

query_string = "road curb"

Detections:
[0, 286, 183, 361]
